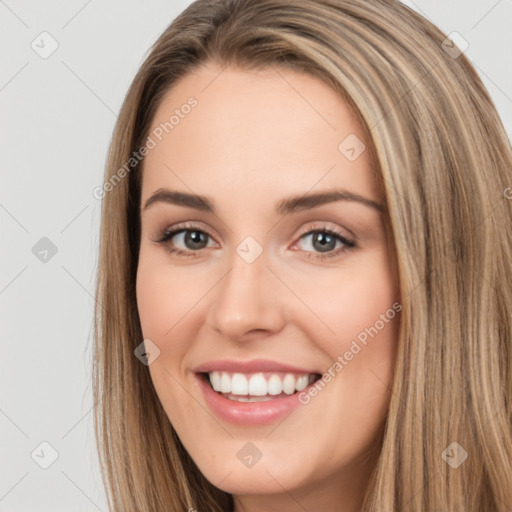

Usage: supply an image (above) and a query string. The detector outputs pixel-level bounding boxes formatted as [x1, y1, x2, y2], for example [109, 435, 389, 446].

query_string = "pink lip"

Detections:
[193, 358, 320, 375]
[195, 372, 314, 426]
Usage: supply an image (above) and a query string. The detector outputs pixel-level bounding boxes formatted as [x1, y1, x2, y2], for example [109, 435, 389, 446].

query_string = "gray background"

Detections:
[1, 1, 511, 510]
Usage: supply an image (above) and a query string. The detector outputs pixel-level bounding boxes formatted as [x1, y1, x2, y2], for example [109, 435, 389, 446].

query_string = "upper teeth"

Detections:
[207, 371, 316, 396]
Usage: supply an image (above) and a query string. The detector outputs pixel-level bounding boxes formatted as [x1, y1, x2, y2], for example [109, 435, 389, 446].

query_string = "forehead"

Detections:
[140, 63, 379, 212]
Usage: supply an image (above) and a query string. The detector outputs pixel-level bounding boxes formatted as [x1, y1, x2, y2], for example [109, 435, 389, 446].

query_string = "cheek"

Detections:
[286, 248, 399, 350]
[288, 249, 400, 413]
[135, 251, 191, 372]
[135, 248, 206, 342]
[135, 249, 221, 396]
[136, 262, 172, 340]
[135, 255, 200, 430]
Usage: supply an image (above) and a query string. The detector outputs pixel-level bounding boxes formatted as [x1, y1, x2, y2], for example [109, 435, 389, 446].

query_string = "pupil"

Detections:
[314, 232, 335, 252]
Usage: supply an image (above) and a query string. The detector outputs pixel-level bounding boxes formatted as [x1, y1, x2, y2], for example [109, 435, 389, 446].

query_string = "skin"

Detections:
[136, 62, 400, 512]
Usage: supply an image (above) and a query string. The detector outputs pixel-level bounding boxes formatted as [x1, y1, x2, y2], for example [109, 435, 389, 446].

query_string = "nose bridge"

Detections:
[206, 238, 283, 340]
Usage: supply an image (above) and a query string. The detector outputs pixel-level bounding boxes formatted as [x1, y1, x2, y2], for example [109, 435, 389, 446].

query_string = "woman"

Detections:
[93, 0, 512, 510]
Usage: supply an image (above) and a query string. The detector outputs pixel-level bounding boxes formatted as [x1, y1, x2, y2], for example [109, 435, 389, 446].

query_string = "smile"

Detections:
[195, 368, 322, 425]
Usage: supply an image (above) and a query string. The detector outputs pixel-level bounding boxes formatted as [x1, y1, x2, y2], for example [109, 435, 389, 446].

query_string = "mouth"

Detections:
[198, 371, 322, 402]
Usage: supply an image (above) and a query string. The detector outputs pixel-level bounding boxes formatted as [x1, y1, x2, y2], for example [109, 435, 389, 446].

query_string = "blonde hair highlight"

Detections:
[93, 1, 512, 510]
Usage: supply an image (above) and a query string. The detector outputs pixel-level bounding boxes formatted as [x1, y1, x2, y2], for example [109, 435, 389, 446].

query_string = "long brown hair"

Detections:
[93, 1, 512, 510]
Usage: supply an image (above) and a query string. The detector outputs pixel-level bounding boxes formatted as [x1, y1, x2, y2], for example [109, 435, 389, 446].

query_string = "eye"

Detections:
[152, 222, 357, 260]
[292, 225, 356, 260]
[153, 222, 216, 258]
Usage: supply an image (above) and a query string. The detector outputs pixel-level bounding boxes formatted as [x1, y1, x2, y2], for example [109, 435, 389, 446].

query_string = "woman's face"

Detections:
[136, 63, 400, 511]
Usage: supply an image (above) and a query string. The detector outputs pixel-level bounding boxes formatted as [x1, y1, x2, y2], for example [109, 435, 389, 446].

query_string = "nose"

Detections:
[205, 248, 285, 342]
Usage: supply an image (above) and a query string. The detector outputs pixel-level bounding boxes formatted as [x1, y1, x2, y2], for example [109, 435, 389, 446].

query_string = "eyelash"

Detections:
[153, 221, 357, 261]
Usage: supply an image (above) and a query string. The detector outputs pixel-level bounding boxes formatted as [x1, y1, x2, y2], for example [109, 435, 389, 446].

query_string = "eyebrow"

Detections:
[142, 187, 385, 215]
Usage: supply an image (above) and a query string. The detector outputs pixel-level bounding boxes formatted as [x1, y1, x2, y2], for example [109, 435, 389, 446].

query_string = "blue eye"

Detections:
[154, 222, 356, 260]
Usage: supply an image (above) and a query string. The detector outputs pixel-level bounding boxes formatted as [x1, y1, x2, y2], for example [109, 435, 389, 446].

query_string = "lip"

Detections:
[193, 358, 321, 375]
[194, 368, 322, 427]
